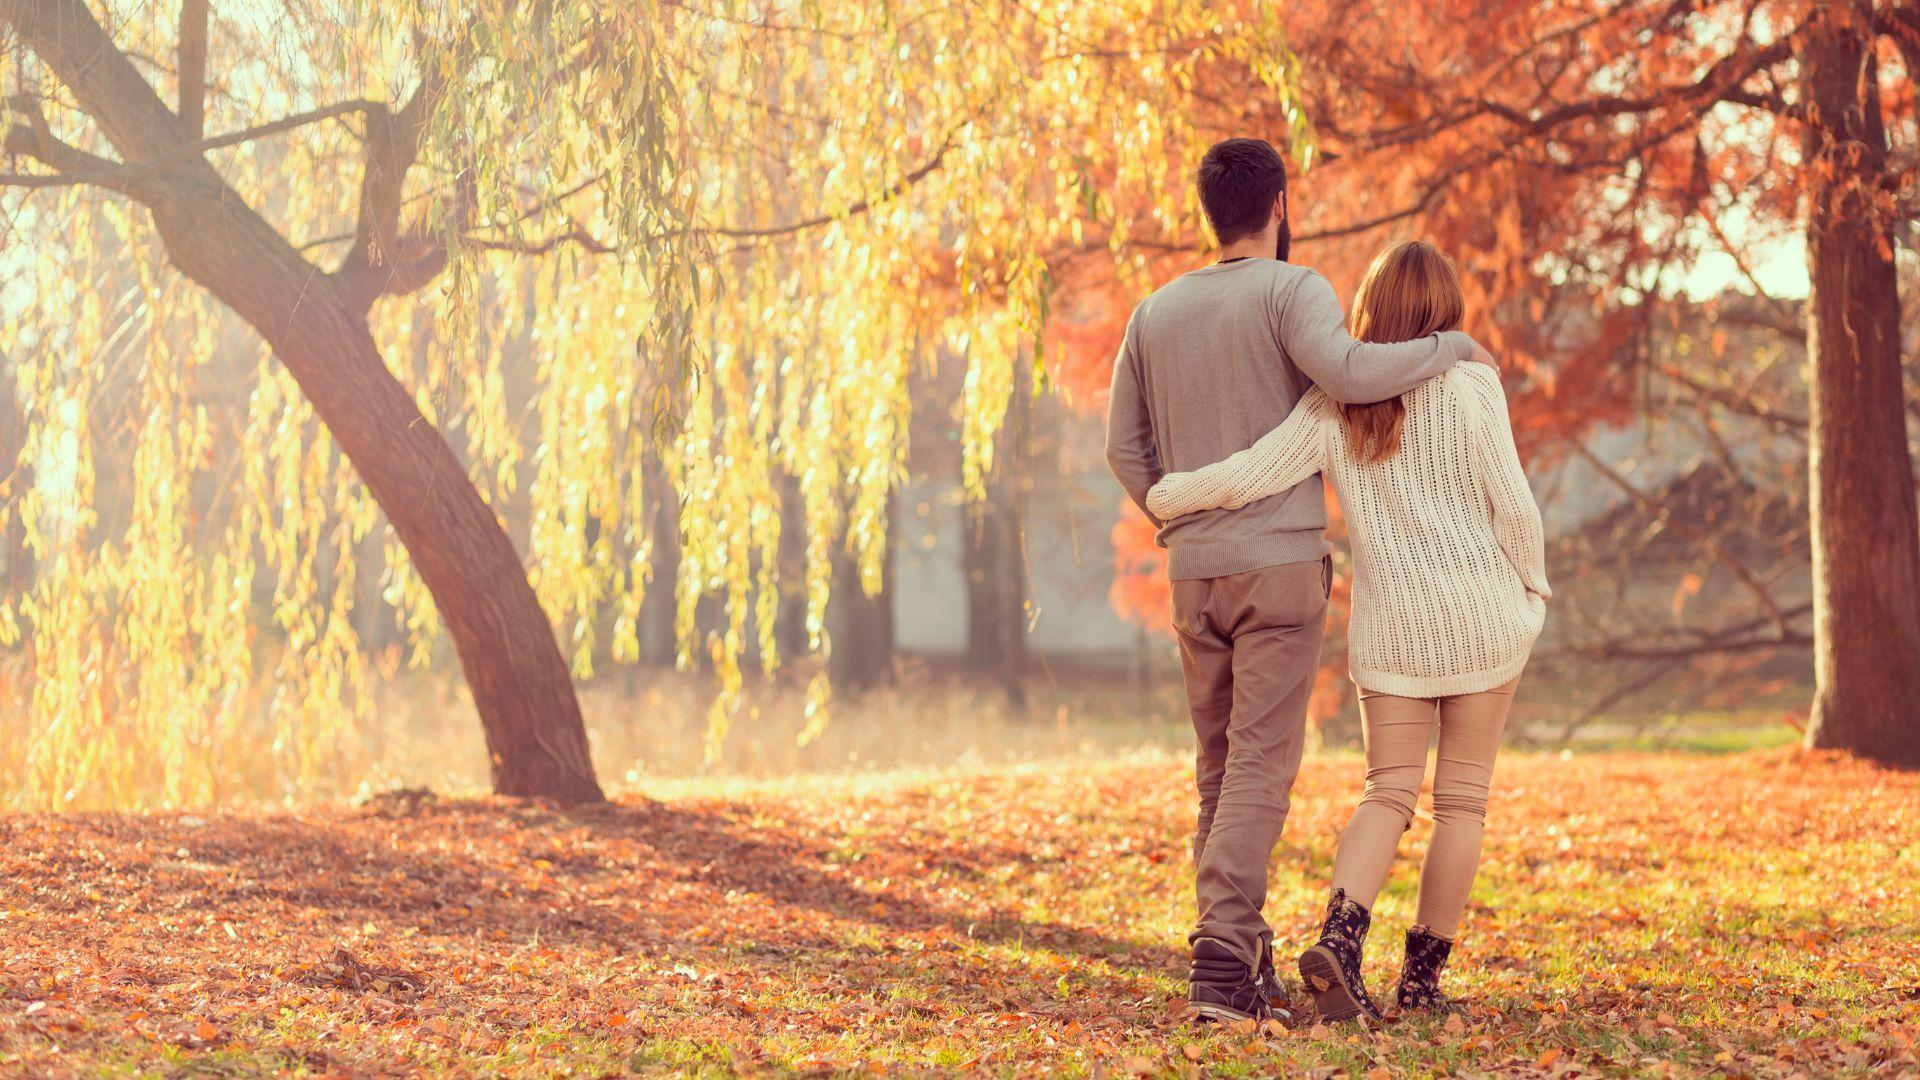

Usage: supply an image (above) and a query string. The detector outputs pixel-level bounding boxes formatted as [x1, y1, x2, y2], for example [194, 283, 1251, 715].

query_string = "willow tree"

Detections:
[0, 0, 1302, 806]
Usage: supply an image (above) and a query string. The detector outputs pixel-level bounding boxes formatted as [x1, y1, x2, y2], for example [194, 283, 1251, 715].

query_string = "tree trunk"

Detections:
[167, 209, 604, 799]
[829, 569, 894, 691]
[160, 205, 603, 798]
[1798, 6, 1920, 767]
[637, 454, 682, 666]
[963, 368, 1030, 709]
[964, 505, 1013, 663]
[965, 485, 1029, 707]
[829, 500, 896, 693]
[774, 472, 813, 663]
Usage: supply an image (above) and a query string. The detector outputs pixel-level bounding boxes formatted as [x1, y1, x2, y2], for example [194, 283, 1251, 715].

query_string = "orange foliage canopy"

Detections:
[1060, 0, 1858, 637]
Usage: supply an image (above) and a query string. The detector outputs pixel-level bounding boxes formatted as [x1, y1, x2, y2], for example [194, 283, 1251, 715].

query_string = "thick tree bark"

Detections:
[5, 0, 605, 800]
[1798, 5, 1920, 767]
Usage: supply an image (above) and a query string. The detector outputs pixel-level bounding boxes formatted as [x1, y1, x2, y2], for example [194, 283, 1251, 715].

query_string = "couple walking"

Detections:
[1105, 138, 1550, 1023]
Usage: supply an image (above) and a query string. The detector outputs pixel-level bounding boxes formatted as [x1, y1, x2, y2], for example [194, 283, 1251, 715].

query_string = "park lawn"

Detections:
[1, 749, 1916, 1077]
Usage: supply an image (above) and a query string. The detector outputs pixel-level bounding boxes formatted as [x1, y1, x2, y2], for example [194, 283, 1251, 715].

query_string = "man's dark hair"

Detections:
[1196, 138, 1289, 257]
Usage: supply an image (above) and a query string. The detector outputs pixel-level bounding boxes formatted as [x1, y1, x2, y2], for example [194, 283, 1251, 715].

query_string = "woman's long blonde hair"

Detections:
[1342, 241, 1467, 463]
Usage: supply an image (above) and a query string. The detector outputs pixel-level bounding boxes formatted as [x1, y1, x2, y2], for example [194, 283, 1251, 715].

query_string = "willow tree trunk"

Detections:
[155, 206, 606, 801]
[1798, 6, 1920, 767]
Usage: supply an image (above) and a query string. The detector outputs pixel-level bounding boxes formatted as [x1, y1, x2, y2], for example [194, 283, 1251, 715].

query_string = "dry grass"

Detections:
[2, 746, 1916, 1076]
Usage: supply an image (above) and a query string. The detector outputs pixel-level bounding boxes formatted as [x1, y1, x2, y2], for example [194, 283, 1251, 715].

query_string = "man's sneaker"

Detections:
[1257, 943, 1288, 1008]
[1187, 937, 1271, 1023]
[1296, 888, 1385, 1023]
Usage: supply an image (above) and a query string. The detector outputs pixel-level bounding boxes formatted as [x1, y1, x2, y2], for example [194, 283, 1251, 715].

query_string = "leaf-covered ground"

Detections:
[2, 749, 1916, 1077]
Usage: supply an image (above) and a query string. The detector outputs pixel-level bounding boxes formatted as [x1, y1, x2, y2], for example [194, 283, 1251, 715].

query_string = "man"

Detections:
[1104, 137, 1487, 1023]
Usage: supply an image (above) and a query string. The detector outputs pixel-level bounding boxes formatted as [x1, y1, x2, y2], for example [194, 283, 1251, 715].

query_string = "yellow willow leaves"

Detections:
[0, 0, 1309, 806]
[4, 211, 268, 808]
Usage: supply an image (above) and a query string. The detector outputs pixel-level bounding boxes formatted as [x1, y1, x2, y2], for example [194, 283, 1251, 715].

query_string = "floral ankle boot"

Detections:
[1296, 888, 1384, 1023]
[1393, 924, 1455, 1012]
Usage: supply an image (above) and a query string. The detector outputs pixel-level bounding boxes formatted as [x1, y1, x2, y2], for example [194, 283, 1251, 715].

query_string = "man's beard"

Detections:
[1276, 192, 1291, 261]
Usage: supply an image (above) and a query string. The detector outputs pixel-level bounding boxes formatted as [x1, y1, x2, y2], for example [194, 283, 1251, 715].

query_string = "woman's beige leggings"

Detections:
[1328, 677, 1521, 939]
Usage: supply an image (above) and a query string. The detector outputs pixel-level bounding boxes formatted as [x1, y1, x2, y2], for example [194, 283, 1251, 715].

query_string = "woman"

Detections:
[1146, 241, 1549, 1022]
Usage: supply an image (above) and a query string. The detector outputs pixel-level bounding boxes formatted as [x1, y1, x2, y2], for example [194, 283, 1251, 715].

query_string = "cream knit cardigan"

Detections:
[1147, 363, 1549, 698]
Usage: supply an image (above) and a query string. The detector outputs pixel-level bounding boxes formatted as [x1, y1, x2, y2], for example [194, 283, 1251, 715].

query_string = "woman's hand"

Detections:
[1146, 473, 1192, 521]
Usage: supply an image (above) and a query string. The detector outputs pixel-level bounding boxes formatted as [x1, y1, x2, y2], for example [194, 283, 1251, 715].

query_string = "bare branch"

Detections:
[178, 0, 209, 139]
[1720, 87, 1798, 117]
[1, 90, 145, 195]
[1, 0, 377, 199]
[1546, 654, 1690, 745]
[0, 169, 92, 188]
[454, 132, 959, 260]
[1492, 34, 1798, 134]
[0, 0, 193, 168]
[1294, 157, 1484, 244]
[2, 97, 384, 193]
[336, 65, 448, 306]
[1697, 201, 1804, 329]
[691, 128, 958, 241]
[1709, 304, 1807, 343]
[1291, 42, 1797, 247]
[1299, 26, 1804, 245]
[466, 227, 613, 256]
[1656, 361, 1808, 430]
[1541, 602, 1814, 665]
[1573, 441, 1799, 637]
